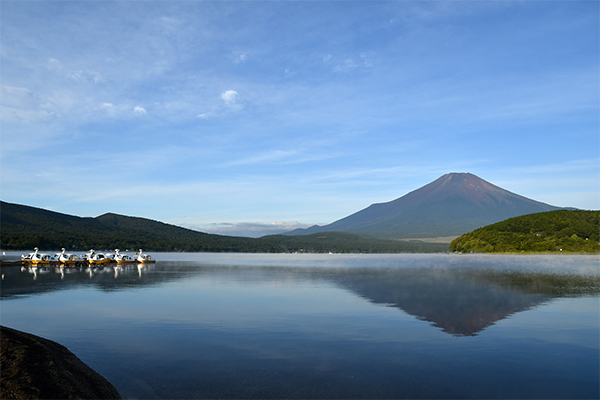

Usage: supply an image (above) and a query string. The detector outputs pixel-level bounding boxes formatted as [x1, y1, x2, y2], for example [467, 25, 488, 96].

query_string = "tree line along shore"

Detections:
[450, 210, 599, 254]
[1, 201, 598, 254]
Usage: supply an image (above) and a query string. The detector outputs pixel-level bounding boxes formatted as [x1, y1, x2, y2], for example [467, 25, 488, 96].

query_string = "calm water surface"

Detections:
[1, 253, 599, 399]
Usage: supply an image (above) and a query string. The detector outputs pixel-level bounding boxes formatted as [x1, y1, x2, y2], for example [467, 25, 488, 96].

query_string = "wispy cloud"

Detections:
[46, 58, 102, 84]
[332, 53, 374, 73]
[196, 89, 243, 119]
[218, 149, 302, 168]
[233, 51, 249, 64]
[193, 221, 314, 238]
[217, 145, 345, 168]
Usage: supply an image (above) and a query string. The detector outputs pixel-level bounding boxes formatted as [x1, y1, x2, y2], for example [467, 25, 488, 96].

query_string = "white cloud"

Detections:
[360, 53, 373, 68]
[46, 58, 101, 83]
[47, 58, 61, 72]
[100, 102, 146, 119]
[100, 102, 120, 117]
[0, 106, 55, 124]
[331, 54, 374, 73]
[234, 52, 248, 63]
[195, 221, 314, 238]
[158, 16, 181, 31]
[196, 90, 243, 119]
[219, 149, 299, 167]
[40, 91, 75, 115]
[328, 52, 374, 73]
[221, 90, 239, 105]
[332, 58, 358, 73]
[67, 69, 102, 83]
[196, 111, 216, 119]
[98, 102, 161, 119]
[1, 86, 34, 109]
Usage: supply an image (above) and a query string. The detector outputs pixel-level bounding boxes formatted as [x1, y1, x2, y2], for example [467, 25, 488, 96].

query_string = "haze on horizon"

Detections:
[1, 1, 598, 237]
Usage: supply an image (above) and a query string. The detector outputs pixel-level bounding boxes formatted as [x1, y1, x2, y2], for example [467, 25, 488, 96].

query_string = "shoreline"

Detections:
[1, 326, 121, 400]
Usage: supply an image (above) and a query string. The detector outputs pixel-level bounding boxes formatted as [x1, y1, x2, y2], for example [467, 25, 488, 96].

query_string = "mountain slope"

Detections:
[0, 201, 445, 253]
[287, 173, 561, 239]
[0, 201, 230, 251]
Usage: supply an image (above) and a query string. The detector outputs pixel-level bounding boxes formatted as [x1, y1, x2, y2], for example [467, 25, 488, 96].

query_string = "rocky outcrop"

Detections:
[1, 326, 121, 399]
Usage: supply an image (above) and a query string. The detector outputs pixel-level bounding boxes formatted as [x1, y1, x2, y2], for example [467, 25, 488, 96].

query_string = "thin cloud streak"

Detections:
[191, 221, 315, 238]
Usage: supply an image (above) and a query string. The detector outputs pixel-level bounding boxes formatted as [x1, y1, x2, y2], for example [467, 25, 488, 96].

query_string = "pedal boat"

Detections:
[56, 248, 83, 265]
[22, 248, 56, 265]
[85, 249, 114, 265]
[136, 249, 156, 263]
[113, 249, 134, 264]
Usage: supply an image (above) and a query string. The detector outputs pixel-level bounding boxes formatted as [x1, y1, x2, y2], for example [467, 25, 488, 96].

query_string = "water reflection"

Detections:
[2, 260, 598, 337]
[331, 269, 553, 336]
[1, 255, 598, 399]
[1, 263, 155, 297]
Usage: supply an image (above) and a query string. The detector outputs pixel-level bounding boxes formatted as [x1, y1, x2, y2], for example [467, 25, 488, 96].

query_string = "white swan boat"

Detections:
[135, 249, 155, 263]
[22, 248, 56, 265]
[55, 248, 83, 265]
[85, 249, 113, 265]
[113, 249, 134, 264]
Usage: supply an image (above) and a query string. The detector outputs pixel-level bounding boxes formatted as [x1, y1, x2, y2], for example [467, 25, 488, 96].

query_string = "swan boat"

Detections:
[136, 249, 155, 263]
[85, 249, 113, 265]
[55, 248, 83, 265]
[113, 249, 135, 264]
[21, 248, 156, 265]
[22, 248, 56, 265]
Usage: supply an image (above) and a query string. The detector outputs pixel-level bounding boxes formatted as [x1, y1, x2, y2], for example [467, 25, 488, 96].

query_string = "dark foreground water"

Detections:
[1, 253, 599, 399]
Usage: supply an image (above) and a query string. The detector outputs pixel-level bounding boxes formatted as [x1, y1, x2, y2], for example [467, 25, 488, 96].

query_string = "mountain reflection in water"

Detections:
[2, 259, 598, 337]
[333, 269, 558, 336]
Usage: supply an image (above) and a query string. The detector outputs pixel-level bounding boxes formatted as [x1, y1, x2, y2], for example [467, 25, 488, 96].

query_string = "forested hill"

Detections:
[0, 201, 447, 253]
[449, 210, 600, 253]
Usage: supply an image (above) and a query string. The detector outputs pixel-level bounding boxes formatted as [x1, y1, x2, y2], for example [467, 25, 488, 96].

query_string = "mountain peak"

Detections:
[286, 173, 560, 239]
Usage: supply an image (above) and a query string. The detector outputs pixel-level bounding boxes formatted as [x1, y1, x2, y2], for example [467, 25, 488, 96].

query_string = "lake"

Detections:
[1, 252, 599, 399]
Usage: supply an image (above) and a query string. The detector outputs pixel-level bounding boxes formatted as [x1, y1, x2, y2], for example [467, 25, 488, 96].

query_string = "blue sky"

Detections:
[1, 1, 598, 237]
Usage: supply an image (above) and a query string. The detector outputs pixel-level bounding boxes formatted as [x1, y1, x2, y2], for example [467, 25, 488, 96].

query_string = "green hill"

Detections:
[0, 201, 447, 253]
[0, 201, 257, 252]
[449, 210, 600, 253]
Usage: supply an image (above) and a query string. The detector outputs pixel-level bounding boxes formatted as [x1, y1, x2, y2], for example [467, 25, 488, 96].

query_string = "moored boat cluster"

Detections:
[21, 248, 155, 265]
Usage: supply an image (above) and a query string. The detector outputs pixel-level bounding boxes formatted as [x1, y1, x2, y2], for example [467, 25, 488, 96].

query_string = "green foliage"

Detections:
[261, 232, 448, 253]
[0, 202, 448, 253]
[450, 210, 600, 254]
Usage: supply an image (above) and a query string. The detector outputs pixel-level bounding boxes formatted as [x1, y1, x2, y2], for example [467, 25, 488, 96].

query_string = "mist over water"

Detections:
[1, 253, 598, 399]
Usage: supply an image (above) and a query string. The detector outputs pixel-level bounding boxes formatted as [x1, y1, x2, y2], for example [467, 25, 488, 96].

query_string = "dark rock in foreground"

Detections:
[1, 326, 121, 399]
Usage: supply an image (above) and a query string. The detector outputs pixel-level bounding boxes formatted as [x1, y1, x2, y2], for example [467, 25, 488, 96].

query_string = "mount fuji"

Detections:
[286, 173, 562, 239]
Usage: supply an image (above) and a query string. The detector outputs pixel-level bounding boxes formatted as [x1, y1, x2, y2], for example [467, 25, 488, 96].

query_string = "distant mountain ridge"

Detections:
[0, 201, 446, 253]
[286, 173, 561, 239]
